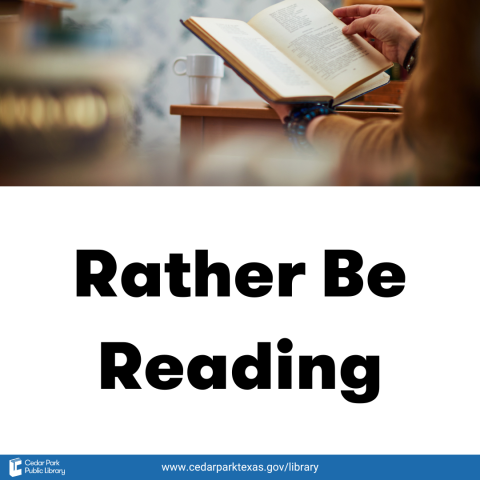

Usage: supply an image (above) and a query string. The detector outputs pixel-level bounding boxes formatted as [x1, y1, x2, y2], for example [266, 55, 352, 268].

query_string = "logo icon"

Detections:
[9, 459, 22, 477]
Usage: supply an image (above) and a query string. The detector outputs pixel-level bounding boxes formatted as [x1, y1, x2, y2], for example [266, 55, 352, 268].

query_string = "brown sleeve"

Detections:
[308, 0, 480, 186]
[401, 0, 480, 184]
[309, 114, 415, 186]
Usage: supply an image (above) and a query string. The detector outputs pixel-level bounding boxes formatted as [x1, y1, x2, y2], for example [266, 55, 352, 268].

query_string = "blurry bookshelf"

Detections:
[0, 0, 150, 184]
[0, 0, 75, 50]
[0, 0, 75, 29]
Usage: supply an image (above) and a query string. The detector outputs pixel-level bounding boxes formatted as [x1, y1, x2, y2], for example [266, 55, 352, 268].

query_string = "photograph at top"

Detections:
[0, 0, 477, 186]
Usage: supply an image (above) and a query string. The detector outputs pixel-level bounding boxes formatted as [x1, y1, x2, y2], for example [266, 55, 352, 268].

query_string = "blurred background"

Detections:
[64, 0, 341, 147]
[0, 0, 424, 185]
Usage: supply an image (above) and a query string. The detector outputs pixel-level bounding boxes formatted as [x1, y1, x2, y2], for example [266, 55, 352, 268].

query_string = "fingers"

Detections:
[333, 5, 377, 18]
[342, 16, 373, 36]
[339, 16, 357, 26]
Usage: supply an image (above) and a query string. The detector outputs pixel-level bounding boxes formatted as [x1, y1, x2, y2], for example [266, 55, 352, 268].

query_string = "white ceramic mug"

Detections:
[173, 54, 224, 106]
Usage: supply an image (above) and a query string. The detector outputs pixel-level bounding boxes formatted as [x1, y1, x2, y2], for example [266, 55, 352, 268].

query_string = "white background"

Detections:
[1, 188, 479, 454]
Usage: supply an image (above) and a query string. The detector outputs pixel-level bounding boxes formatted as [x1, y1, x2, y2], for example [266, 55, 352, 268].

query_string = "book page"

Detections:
[189, 17, 332, 101]
[248, 0, 392, 98]
[332, 72, 390, 106]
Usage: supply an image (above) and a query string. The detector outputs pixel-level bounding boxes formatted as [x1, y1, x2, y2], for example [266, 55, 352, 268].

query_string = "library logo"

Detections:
[9, 458, 22, 477]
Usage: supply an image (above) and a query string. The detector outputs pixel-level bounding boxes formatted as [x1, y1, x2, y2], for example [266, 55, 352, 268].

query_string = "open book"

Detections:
[182, 0, 393, 106]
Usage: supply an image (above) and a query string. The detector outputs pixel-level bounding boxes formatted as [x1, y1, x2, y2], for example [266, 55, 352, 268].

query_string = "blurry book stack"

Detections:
[0, 0, 74, 51]
[0, 0, 147, 183]
[0, 53, 144, 165]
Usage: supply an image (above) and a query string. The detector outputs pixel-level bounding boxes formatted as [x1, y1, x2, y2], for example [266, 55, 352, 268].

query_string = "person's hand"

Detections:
[262, 98, 293, 124]
[333, 5, 419, 66]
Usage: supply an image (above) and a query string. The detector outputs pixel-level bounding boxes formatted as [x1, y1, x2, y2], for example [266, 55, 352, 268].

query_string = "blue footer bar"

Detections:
[1, 455, 479, 479]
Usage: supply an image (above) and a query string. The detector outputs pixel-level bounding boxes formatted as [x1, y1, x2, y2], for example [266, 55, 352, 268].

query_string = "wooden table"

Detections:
[170, 101, 401, 160]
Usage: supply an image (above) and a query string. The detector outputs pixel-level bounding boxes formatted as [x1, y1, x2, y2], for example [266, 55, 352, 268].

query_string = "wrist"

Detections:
[273, 104, 293, 124]
[284, 103, 335, 151]
[402, 35, 421, 72]
[398, 30, 421, 67]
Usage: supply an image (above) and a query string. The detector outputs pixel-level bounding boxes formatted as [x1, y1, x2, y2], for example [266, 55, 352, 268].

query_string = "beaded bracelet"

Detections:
[283, 103, 335, 151]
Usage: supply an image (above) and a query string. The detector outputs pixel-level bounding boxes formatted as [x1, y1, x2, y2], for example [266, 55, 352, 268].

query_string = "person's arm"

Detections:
[255, 4, 419, 183]
[265, 5, 420, 132]
[302, 7, 420, 184]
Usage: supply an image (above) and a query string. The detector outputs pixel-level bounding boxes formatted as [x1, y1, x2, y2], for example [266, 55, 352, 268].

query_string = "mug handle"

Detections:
[173, 57, 187, 76]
